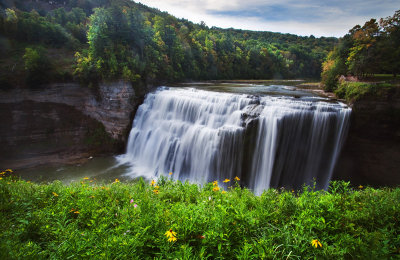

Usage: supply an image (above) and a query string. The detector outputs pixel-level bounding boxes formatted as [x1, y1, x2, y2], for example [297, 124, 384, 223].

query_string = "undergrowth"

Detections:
[1, 169, 400, 259]
[335, 81, 398, 102]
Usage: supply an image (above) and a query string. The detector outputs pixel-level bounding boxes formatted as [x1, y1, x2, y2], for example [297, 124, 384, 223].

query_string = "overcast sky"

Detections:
[135, 0, 399, 37]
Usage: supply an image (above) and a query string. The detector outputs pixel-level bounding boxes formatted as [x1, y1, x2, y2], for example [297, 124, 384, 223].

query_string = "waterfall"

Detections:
[118, 87, 351, 194]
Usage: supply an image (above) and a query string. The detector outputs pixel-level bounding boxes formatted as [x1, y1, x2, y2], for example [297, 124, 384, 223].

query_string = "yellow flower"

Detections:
[311, 239, 322, 248]
[52, 192, 59, 197]
[155, 185, 160, 189]
[358, 185, 363, 189]
[223, 179, 230, 183]
[168, 236, 177, 242]
[0, 172, 5, 175]
[212, 180, 218, 186]
[153, 189, 159, 194]
[234, 176, 240, 181]
[0, 177, 3, 180]
[151, 180, 156, 186]
[114, 178, 120, 183]
[169, 172, 173, 175]
[6, 169, 13, 173]
[83, 177, 89, 180]
[165, 229, 177, 238]
[74, 211, 80, 214]
[213, 186, 220, 192]
[222, 190, 227, 194]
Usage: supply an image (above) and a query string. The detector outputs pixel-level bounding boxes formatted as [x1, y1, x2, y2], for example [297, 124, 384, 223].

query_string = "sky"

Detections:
[135, 0, 399, 37]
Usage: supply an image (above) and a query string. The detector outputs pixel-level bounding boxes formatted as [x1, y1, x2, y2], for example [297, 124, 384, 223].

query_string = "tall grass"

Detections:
[1, 170, 400, 259]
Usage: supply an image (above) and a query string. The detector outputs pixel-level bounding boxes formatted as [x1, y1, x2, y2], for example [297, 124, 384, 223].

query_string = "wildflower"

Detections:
[212, 180, 218, 186]
[130, 199, 134, 204]
[6, 169, 13, 173]
[168, 236, 177, 242]
[114, 178, 120, 183]
[155, 185, 160, 189]
[169, 172, 173, 175]
[222, 190, 227, 194]
[74, 211, 80, 214]
[213, 186, 220, 192]
[311, 239, 322, 248]
[358, 185, 363, 189]
[151, 180, 156, 186]
[52, 192, 59, 197]
[165, 229, 177, 238]
[165, 229, 177, 242]
[134, 204, 138, 208]
[83, 177, 89, 180]
[153, 189, 159, 194]
[0, 172, 5, 175]
[0, 177, 3, 180]
[223, 179, 230, 183]
[234, 176, 240, 181]
[69, 208, 75, 212]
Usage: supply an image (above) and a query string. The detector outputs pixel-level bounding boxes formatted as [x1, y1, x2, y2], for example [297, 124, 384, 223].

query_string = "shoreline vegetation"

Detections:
[1, 170, 400, 259]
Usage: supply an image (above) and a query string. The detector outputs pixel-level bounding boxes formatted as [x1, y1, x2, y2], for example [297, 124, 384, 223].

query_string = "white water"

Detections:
[118, 87, 351, 194]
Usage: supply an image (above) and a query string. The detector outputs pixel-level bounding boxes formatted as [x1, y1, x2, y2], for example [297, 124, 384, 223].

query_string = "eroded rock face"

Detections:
[0, 82, 142, 169]
[333, 89, 400, 187]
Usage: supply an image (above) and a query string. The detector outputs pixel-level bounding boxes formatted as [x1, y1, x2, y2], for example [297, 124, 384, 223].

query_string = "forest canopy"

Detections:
[321, 10, 400, 91]
[0, 0, 337, 87]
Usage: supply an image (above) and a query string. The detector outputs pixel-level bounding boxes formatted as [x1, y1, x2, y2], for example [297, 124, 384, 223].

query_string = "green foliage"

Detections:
[1, 1, 339, 86]
[321, 10, 400, 91]
[1, 172, 400, 259]
[23, 47, 51, 87]
[334, 81, 397, 102]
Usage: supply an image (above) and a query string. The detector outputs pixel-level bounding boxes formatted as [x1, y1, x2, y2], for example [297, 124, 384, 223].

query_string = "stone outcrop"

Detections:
[0, 81, 144, 169]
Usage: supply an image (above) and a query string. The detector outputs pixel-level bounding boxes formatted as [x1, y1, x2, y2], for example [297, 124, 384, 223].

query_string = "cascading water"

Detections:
[118, 86, 351, 194]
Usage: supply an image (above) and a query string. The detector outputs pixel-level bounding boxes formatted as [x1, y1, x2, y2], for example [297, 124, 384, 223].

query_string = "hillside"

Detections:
[0, 0, 337, 89]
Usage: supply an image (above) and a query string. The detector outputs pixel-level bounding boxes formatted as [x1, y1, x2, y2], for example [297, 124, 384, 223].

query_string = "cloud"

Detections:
[135, 0, 399, 37]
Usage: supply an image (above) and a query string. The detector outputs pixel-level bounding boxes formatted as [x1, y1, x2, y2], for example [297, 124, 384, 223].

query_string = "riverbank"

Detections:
[1, 173, 399, 259]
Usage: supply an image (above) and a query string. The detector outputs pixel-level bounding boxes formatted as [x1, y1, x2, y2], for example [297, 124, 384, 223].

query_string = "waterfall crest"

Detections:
[118, 87, 351, 194]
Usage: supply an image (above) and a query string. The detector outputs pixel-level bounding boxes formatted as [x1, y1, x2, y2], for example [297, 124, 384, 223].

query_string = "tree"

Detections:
[23, 47, 51, 87]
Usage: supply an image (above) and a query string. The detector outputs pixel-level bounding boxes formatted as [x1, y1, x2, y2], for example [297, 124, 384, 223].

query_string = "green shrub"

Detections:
[335, 81, 396, 102]
[23, 47, 52, 87]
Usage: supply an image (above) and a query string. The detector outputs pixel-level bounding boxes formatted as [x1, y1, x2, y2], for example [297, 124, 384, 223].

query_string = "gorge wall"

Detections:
[0, 82, 144, 169]
[333, 88, 400, 187]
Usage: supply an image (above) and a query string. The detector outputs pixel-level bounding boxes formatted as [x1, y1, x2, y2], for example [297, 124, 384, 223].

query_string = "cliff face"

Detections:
[333, 88, 400, 187]
[0, 82, 142, 169]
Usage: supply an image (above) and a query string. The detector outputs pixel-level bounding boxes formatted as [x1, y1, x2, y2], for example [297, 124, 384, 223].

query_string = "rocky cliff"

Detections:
[0, 82, 143, 169]
[333, 88, 400, 187]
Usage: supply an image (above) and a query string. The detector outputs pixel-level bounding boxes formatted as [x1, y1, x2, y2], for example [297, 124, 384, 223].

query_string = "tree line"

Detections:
[321, 10, 400, 91]
[0, 0, 337, 87]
